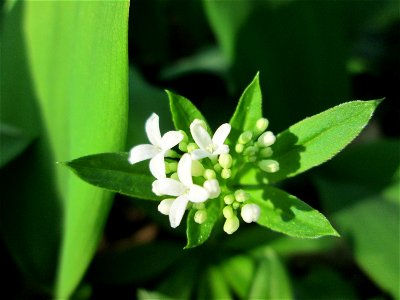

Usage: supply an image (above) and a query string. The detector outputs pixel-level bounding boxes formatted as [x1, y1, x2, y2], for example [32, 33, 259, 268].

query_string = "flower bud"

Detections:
[170, 172, 179, 180]
[232, 202, 240, 210]
[243, 146, 258, 157]
[203, 179, 221, 199]
[204, 169, 216, 180]
[234, 189, 250, 202]
[191, 159, 205, 176]
[258, 159, 280, 173]
[187, 143, 198, 153]
[238, 131, 253, 144]
[254, 118, 269, 136]
[221, 168, 232, 179]
[218, 153, 233, 169]
[179, 142, 188, 152]
[194, 209, 207, 224]
[214, 163, 222, 172]
[235, 143, 244, 153]
[223, 216, 240, 234]
[223, 206, 234, 219]
[158, 199, 175, 215]
[168, 162, 178, 173]
[257, 131, 276, 147]
[260, 147, 273, 158]
[224, 194, 235, 205]
[241, 204, 261, 223]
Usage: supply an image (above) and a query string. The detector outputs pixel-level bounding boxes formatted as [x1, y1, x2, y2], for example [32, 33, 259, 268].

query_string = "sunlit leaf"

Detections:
[246, 186, 339, 238]
[238, 100, 382, 185]
[62, 153, 159, 201]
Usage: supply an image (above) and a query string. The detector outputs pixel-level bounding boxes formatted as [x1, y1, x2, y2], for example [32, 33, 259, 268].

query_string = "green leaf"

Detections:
[220, 255, 255, 299]
[14, 2, 129, 298]
[207, 266, 233, 299]
[228, 72, 262, 144]
[316, 177, 400, 297]
[239, 100, 381, 185]
[246, 186, 338, 238]
[167, 90, 208, 134]
[247, 248, 293, 299]
[185, 197, 223, 248]
[62, 153, 159, 201]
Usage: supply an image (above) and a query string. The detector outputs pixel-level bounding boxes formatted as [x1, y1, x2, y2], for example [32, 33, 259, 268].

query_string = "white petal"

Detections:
[129, 144, 159, 164]
[169, 195, 189, 228]
[177, 154, 193, 187]
[190, 149, 211, 160]
[145, 113, 162, 146]
[158, 198, 175, 215]
[213, 144, 230, 155]
[203, 179, 221, 199]
[212, 123, 231, 146]
[149, 153, 166, 179]
[190, 121, 212, 151]
[161, 131, 183, 151]
[152, 178, 186, 196]
[188, 184, 209, 203]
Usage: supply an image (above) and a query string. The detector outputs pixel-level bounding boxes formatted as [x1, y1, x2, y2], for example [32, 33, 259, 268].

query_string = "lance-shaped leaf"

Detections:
[229, 72, 262, 144]
[185, 197, 223, 248]
[246, 186, 338, 238]
[167, 90, 208, 134]
[62, 153, 159, 201]
[238, 99, 382, 185]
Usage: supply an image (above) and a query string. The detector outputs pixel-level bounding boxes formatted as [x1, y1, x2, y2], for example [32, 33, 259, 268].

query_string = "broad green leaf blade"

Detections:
[23, 2, 130, 297]
[167, 90, 208, 134]
[62, 153, 159, 201]
[246, 186, 338, 238]
[239, 100, 381, 185]
[185, 197, 223, 248]
[228, 72, 262, 144]
[247, 249, 292, 299]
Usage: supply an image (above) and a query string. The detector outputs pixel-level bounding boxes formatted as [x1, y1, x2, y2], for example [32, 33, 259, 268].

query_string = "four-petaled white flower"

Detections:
[190, 119, 231, 160]
[129, 113, 183, 179]
[152, 154, 209, 228]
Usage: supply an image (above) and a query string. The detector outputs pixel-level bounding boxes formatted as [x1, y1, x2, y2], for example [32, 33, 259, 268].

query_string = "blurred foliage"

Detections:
[1, 0, 399, 299]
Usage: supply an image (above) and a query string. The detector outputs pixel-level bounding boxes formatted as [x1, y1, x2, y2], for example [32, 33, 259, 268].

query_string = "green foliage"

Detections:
[63, 153, 159, 201]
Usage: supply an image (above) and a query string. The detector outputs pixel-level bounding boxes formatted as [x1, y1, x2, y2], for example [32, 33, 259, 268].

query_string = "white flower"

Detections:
[190, 119, 231, 160]
[152, 154, 209, 228]
[203, 179, 221, 199]
[241, 204, 261, 223]
[129, 113, 183, 179]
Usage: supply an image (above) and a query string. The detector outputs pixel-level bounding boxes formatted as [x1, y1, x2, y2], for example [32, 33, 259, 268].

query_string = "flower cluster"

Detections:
[128, 113, 279, 234]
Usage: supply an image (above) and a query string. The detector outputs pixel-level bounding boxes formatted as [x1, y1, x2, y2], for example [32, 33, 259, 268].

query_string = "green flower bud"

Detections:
[194, 202, 205, 210]
[258, 159, 280, 173]
[223, 216, 240, 234]
[234, 189, 250, 202]
[170, 172, 179, 180]
[260, 147, 273, 158]
[235, 143, 244, 153]
[221, 168, 232, 179]
[194, 209, 207, 224]
[224, 194, 235, 205]
[191, 159, 205, 176]
[232, 202, 240, 210]
[257, 131, 276, 147]
[218, 153, 233, 169]
[179, 142, 188, 152]
[168, 162, 178, 173]
[187, 142, 198, 153]
[223, 206, 234, 219]
[238, 131, 253, 144]
[247, 155, 257, 163]
[214, 163, 222, 173]
[254, 118, 269, 136]
[243, 145, 258, 157]
[204, 169, 216, 180]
